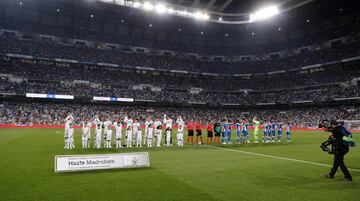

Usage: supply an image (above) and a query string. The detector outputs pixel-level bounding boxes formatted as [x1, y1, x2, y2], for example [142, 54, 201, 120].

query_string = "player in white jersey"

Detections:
[163, 114, 173, 146]
[177, 124, 184, 146]
[65, 123, 74, 149]
[93, 116, 101, 148]
[147, 123, 154, 147]
[86, 121, 92, 148]
[156, 125, 163, 147]
[81, 121, 91, 148]
[103, 118, 112, 147]
[95, 121, 103, 149]
[144, 117, 153, 145]
[64, 113, 74, 148]
[124, 115, 133, 147]
[114, 120, 123, 148]
[154, 118, 162, 147]
[105, 123, 112, 148]
[176, 116, 185, 146]
[133, 119, 142, 147]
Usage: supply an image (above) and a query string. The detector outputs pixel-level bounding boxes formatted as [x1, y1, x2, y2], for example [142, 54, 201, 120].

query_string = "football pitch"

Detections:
[0, 128, 359, 201]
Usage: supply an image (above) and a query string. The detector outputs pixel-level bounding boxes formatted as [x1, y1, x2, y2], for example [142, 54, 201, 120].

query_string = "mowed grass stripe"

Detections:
[204, 145, 360, 172]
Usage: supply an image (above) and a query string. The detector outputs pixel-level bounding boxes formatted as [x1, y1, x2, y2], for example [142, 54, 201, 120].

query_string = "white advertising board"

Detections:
[55, 152, 149, 173]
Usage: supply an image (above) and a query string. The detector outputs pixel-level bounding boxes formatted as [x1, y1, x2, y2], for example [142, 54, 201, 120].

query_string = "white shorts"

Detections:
[177, 133, 183, 140]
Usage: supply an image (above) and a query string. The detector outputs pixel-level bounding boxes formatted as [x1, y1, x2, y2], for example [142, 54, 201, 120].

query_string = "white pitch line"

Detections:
[204, 145, 360, 172]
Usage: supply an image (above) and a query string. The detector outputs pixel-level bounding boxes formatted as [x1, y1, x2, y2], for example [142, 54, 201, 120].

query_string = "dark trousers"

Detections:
[329, 146, 352, 179]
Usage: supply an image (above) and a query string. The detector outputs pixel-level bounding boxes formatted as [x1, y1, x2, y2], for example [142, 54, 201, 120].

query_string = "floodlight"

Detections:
[143, 2, 154, 11]
[250, 5, 279, 22]
[167, 8, 175, 14]
[155, 4, 166, 13]
[193, 11, 209, 20]
[179, 10, 188, 16]
[133, 1, 141, 8]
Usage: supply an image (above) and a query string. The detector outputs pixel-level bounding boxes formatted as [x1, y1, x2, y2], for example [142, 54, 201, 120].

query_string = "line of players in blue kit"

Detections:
[220, 119, 291, 145]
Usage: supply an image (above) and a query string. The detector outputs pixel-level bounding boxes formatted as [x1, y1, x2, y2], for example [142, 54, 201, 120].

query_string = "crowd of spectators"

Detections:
[1, 56, 359, 105]
[1, 29, 360, 74]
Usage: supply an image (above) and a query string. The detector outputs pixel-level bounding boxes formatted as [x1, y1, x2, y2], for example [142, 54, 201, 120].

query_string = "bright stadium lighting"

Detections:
[193, 11, 209, 20]
[167, 7, 175, 14]
[250, 5, 279, 22]
[132, 1, 141, 8]
[143, 2, 154, 11]
[179, 10, 188, 16]
[155, 4, 166, 13]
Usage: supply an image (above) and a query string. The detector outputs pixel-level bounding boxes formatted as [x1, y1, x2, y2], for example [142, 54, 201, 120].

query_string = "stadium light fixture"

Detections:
[193, 11, 209, 20]
[167, 7, 175, 14]
[155, 4, 166, 14]
[249, 5, 279, 22]
[98, 0, 315, 24]
[132, 1, 141, 8]
[143, 2, 154, 11]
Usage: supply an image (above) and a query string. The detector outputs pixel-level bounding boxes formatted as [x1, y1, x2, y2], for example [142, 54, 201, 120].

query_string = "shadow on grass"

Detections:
[55, 166, 156, 176]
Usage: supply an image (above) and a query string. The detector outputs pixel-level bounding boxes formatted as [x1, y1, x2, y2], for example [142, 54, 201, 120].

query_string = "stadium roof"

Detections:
[165, 0, 289, 14]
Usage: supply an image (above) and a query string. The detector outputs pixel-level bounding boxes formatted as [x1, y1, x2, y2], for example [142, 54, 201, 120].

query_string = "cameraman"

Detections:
[325, 120, 352, 181]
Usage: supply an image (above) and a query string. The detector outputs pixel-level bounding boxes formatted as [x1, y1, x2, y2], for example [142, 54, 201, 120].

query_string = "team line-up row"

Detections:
[63, 114, 292, 149]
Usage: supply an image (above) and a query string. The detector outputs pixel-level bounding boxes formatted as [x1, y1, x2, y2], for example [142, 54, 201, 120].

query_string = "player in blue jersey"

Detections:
[221, 117, 228, 144]
[286, 123, 291, 142]
[262, 122, 268, 143]
[277, 123, 283, 143]
[227, 120, 233, 144]
[266, 123, 271, 143]
[235, 120, 242, 144]
[271, 123, 276, 143]
[242, 120, 250, 143]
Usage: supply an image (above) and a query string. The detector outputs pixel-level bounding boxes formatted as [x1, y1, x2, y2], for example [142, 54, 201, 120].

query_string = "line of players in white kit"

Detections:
[63, 113, 292, 149]
[63, 114, 184, 149]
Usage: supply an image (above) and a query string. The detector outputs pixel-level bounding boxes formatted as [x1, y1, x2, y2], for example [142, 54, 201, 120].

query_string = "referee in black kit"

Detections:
[324, 120, 353, 181]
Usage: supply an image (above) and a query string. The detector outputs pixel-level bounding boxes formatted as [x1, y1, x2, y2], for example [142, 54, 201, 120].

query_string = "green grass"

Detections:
[0, 128, 359, 201]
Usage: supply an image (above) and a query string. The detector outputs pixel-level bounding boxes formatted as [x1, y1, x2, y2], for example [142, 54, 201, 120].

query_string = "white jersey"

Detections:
[176, 117, 184, 133]
[82, 122, 90, 133]
[163, 115, 173, 129]
[95, 122, 103, 139]
[147, 127, 154, 138]
[64, 115, 74, 129]
[103, 120, 112, 134]
[82, 122, 90, 140]
[176, 117, 184, 126]
[154, 120, 162, 133]
[114, 121, 122, 139]
[145, 120, 153, 129]
[124, 116, 133, 131]
[67, 128, 74, 138]
[178, 124, 184, 134]
[133, 122, 140, 134]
